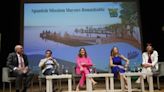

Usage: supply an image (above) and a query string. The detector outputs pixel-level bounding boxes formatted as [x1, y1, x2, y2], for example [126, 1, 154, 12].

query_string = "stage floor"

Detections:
[1, 79, 164, 92]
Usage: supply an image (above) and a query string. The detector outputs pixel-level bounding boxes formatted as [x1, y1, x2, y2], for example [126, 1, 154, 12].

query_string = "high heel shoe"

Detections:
[93, 81, 97, 85]
[75, 88, 79, 92]
[125, 85, 128, 89]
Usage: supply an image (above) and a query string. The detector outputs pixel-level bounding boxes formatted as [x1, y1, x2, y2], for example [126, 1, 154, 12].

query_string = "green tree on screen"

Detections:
[119, 2, 138, 26]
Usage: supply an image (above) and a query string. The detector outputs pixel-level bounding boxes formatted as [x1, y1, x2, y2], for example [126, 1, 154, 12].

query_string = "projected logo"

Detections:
[108, 8, 118, 17]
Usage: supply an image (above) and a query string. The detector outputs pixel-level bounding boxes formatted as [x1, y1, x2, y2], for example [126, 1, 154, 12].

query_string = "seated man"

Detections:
[39, 49, 59, 75]
[7, 45, 34, 92]
[136, 43, 158, 83]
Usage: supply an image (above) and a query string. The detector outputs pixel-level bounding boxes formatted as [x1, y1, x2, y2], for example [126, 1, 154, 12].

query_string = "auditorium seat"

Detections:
[153, 62, 164, 90]
[2, 67, 16, 92]
[38, 69, 46, 92]
[2, 67, 34, 92]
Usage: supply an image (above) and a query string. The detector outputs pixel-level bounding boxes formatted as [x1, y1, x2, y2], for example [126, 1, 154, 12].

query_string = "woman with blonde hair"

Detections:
[109, 46, 129, 88]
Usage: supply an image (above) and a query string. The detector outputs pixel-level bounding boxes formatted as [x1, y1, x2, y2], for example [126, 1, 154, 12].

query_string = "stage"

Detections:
[1, 77, 164, 92]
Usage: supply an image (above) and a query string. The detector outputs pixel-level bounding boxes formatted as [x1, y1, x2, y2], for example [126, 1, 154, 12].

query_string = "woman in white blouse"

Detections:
[136, 43, 158, 83]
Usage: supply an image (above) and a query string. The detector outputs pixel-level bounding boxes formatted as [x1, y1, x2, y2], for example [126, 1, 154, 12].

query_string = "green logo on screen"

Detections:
[108, 8, 118, 17]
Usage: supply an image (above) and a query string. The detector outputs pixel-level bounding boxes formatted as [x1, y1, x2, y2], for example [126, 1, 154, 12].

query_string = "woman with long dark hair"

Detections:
[75, 48, 97, 92]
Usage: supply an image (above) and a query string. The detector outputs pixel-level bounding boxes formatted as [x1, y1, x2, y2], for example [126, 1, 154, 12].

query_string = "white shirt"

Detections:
[13, 53, 25, 70]
[142, 50, 158, 70]
[45, 60, 54, 69]
[39, 58, 59, 73]
[16, 54, 25, 68]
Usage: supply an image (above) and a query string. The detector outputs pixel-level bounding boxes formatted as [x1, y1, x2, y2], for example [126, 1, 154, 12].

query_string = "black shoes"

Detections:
[16, 90, 19, 92]
[22, 88, 27, 92]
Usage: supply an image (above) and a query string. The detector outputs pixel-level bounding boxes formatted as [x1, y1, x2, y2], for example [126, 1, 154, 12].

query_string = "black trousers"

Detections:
[13, 70, 34, 90]
[43, 68, 59, 75]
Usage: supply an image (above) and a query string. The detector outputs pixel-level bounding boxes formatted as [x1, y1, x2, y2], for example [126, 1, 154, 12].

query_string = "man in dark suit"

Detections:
[7, 45, 34, 92]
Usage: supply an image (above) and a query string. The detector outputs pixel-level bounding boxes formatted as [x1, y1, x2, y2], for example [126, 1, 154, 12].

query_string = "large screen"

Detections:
[24, 2, 142, 74]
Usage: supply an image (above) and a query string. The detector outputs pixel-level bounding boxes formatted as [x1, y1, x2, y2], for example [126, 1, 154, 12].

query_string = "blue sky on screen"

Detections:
[24, 2, 122, 26]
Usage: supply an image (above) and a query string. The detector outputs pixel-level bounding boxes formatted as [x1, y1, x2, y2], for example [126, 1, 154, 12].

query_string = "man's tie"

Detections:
[20, 56, 25, 68]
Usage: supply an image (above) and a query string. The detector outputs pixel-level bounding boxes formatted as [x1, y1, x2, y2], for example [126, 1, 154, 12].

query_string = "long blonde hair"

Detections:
[110, 46, 120, 57]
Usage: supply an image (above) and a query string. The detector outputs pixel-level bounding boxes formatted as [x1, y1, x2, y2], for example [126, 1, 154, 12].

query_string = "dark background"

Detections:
[0, 0, 163, 86]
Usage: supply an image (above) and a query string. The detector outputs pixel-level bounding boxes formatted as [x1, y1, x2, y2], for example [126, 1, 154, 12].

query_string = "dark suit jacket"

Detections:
[7, 52, 29, 71]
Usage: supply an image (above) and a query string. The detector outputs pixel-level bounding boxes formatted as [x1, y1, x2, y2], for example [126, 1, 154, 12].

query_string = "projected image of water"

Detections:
[24, 2, 142, 74]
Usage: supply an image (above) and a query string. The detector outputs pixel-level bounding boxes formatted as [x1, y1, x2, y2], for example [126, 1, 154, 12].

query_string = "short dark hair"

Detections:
[45, 49, 52, 54]
[78, 48, 87, 58]
[147, 43, 152, 46]
[146, 43, 154, 54]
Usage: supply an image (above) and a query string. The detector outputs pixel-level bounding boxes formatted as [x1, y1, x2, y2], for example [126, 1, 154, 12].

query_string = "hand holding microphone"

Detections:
[47, 57, 53, 60]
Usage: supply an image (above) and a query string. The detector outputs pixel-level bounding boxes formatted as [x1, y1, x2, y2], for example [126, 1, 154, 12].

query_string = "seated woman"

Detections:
[75, 48, 97, 92]
[136, 43, 158, 83]
[39, 50, 59, 75]
[109, 46, 129, 88]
